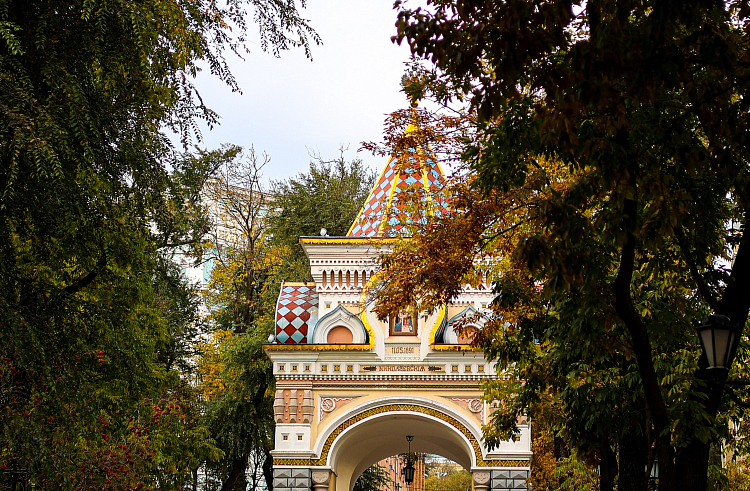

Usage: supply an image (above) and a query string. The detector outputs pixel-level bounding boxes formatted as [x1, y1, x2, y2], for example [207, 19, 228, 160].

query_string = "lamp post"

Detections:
[402, 436, 415, 487]
[694, 314, 741, 370]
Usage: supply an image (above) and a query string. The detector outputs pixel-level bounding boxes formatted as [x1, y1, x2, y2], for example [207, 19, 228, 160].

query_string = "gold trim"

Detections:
[431, 344, 479, 352]
[281, 281, 317, 286]
[299, 237, 400, 245]
[428, 306, 447, 345]
[358, 270, 384, 346]
[264, 344, 373, 352]
[273, 403, 529, 468]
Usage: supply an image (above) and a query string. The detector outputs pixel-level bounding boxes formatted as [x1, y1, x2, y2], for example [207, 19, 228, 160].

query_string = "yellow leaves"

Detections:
[528, 426, 556, 491]
[195, 330, 238, 403]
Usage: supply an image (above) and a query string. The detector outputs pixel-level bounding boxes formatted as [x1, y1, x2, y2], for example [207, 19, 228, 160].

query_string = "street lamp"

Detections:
[694, 314, 741, 370]
[402, 436, 415, 486]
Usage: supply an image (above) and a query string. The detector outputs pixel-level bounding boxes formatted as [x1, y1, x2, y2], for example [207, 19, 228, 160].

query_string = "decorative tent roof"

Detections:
[347, 152, 449, 238]
[275, 282, 318, 344]
[273, 144, 450, 344]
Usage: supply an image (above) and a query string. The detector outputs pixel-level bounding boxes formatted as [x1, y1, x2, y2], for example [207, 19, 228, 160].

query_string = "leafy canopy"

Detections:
[377, 1, 750, 489]
[0, 0, 318, 488]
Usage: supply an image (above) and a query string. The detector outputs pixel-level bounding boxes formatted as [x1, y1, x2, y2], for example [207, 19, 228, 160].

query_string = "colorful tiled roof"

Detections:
[275, 282, 318, 344]
[347, 152, 449, 237]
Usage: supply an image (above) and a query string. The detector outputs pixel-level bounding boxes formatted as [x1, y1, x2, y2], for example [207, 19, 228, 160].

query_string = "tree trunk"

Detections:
[263, 446, 274, 491]
[554, 436, 570, 461]
[676, 213, 750, 491]
[619, 422, 647, 491]
[613, 195, 676, 491]
[674, 370, 724, 491]
[599, 439, 618, 491]
[220, 455, 248, 491]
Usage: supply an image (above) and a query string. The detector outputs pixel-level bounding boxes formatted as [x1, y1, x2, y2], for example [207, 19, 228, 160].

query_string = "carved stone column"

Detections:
[473, 470, 491, 491]
[311, 469, 332, 491]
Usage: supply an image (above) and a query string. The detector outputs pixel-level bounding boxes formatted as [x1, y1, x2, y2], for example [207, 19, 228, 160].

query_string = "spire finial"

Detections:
[405, 102, 419, 134]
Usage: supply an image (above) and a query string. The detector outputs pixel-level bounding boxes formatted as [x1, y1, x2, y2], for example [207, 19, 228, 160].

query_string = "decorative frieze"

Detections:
[318, 395, 362, 422]
[274, 389, 314, 424]
[440, 396, 485, 422]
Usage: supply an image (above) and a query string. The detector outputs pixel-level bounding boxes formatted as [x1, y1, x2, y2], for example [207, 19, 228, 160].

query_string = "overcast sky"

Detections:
[191, 0, 415, 184]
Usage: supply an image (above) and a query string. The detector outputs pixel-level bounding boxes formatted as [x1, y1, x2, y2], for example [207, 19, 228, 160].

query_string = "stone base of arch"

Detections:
[271, 466, 530, 491]
[272, 467, 312, 491]
[473, 469, 530, 491]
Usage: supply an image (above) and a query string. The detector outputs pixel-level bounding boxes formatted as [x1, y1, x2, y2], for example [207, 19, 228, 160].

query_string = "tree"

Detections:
[199, 148, 284, 491]
[384, 2, 750, 490]
[198, 150, 378, 490]
[353, 464, 392, 491]
[0, 0, 318, 488]
[268, 152, 376, 281]
[424, 460, 471, 491]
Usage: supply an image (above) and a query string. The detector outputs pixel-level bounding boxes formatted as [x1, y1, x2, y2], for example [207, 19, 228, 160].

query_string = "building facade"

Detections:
[264, 151, 532, 491]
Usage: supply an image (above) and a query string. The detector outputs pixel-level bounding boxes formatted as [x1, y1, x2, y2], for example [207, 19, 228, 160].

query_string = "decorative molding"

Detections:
[264, 344, 373, 351]
[319, 395, 362, 422]
[473, 471, 491, 485]
[273, 403, 530, 468]
[310, 305, 368, 344]
[311, 470, 331, 485]
[442, 306, 487, 345]
[272, 457, 530, 468]
[440, 396, 484, 422]
[274, 374, 491, 384]
[427, 306, 447, 347]
[274, 389, 314, 424]
[300, 237, 399, 245]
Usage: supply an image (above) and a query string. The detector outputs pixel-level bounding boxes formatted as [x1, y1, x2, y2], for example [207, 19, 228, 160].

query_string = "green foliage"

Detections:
[553, 457, 599, 491]
[269, 152, 376, 280]
[0, 0, 317, 488]
[425, 468, 471, 491]
[388, 1, 750, 489]
[710, 459, 750, 491]
[198, 149, 282, 490]
[354, 464, 392, 491]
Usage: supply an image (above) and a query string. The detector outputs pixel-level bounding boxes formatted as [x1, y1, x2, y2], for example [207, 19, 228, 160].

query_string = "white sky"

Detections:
[191, 0, 415, 184]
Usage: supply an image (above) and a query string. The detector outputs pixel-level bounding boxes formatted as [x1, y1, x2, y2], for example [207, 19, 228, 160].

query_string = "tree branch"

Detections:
[675, 227, 720, 312]
[717, 212, 750, 327]
[727, 386, 750, 409]
[62, 253, 107, 296]
[612, 194, 676, 489]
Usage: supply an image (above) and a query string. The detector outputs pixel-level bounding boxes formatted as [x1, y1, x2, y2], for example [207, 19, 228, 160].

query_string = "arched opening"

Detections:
[325, 410, 476, 491]
[327, 326, 354, 344]
[356, 453, 469, 491]
[457, 326, 478, 345]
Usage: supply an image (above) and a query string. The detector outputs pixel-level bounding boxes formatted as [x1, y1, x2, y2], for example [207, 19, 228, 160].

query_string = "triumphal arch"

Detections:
[264, 151, 531, 491]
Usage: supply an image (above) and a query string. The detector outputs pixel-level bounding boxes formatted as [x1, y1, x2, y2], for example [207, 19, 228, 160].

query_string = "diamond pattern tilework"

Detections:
[347, 153, 449, 237]
[275, 283, 318, 344]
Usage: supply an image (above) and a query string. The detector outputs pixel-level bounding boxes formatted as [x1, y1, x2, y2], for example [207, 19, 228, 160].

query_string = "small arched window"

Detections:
[327, 326, 353, 344]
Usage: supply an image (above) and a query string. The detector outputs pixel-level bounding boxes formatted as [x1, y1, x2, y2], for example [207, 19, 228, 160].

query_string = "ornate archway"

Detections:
[265, 147, 532, 491]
